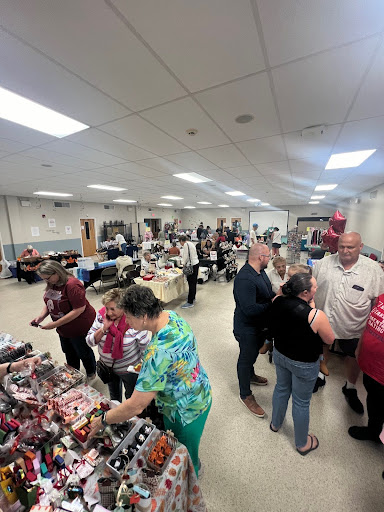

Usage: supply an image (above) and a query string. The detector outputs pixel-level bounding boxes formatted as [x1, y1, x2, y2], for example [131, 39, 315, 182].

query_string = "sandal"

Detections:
[297, 435, 319, 456]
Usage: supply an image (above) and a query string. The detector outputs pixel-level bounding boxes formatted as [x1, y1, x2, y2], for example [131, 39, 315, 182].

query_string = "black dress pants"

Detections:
[187, 263, 199, 304]
[363, 373, 384, 437]
[59, 334, 96, 376]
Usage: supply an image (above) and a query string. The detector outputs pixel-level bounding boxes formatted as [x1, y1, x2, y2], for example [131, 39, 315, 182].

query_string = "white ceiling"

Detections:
[0, 0, 384, 209]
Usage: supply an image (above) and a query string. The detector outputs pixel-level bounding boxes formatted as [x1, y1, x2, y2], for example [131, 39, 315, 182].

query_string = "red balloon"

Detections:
[329, 210, 346, 234]
[322, 226, 340, 254]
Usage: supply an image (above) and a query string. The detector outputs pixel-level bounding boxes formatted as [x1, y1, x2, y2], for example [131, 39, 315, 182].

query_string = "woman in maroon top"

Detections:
[349, 293, 384, 442]
[30, 260, 96, 379]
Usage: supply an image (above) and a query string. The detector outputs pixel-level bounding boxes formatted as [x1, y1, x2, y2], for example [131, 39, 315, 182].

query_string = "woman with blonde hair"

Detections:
[86, 288, 151, 401]
[31, 260, 96, 380]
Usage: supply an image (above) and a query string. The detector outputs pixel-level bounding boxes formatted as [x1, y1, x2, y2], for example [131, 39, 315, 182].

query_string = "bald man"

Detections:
[233, 244, 275, 417]
[313, 232, 384, 414]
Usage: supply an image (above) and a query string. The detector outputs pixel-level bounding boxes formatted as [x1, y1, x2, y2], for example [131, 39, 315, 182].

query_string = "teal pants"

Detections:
[163, 402, 211, 476]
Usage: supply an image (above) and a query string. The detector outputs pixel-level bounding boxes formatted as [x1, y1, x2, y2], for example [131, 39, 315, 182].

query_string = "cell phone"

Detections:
[31, 321, 40, 327]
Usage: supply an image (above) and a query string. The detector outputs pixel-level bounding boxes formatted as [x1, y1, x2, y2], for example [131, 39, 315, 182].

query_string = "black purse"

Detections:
[96, 359, 115, 384]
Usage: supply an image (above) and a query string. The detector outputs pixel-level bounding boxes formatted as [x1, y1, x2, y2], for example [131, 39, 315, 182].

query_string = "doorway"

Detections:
[216, 218, 226, 230]
[80, 218, 97, 256]
[144, 218, 161, 239]
[231, 217, 242, 230]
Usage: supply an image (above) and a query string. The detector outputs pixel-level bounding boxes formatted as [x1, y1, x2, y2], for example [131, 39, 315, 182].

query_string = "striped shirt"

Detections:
[86, 312, 151, 375]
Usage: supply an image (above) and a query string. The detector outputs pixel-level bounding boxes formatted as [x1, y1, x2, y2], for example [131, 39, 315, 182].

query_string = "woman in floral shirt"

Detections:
[90, 285, 212, 475]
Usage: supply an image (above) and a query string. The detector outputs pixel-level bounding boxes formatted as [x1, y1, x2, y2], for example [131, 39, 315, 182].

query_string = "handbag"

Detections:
[182, 243, 194, 276]
[96, 359, 115, 384]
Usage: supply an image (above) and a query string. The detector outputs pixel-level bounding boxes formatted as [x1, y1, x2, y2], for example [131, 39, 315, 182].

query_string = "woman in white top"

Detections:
[141, 251, 152, 274]
[271, 227, 282, 257]
[179, 235, 199, 309]
[267, 256, 288, 294]
[115, 233, 127, 254]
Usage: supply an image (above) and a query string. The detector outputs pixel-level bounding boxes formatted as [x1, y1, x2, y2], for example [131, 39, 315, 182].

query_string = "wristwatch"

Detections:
[6, 362, 13, 374]
[101, 411, 109, 428]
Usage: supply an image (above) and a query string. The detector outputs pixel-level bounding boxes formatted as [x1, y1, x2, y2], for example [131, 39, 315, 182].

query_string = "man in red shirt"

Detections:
[349, 293, 384, 442]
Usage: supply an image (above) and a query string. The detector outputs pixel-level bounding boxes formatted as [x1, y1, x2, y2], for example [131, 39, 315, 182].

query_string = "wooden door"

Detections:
[80, 219, 96, 257]
[231, 217, 242, 228]
[217, 218, 226, 230]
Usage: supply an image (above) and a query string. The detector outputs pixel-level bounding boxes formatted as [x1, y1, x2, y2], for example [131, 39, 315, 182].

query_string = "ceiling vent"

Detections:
[104, 204, 115, 210]
[53, 201, 71, 208]
[369, 190, 378, 200]
[20, 200, 31, 207]
[301, 125, 325, 137]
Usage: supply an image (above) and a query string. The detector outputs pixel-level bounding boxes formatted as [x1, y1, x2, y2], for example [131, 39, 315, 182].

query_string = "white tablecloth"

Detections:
[134, 273, 186, 302]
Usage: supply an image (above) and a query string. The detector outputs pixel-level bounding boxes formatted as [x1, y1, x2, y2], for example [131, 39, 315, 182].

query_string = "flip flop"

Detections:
[297, 435, 319, 456]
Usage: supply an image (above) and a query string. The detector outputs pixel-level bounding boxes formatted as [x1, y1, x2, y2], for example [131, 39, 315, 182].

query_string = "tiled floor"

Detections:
[1, 249, 383, 512]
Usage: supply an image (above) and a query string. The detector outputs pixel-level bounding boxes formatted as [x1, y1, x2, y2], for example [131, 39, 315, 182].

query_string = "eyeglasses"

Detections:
[261, 254, 271, 258]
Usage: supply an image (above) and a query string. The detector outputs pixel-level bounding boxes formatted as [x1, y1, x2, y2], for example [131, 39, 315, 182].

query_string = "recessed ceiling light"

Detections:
[161, 195, 183, 200]
[260, 202, 270, 206]
[311, 195, 325, 199]
[34, 191, 73, 197]
[225, 191, 245, 196]
[113, 199, 137, 203]
[308, 201, 319, 204]
[184, 206, 196, 209]
[88, 184, 127, 191]
[197, 201, 212, 205]
[41, 164, 52, 168]
[247, 198, 260, 202]
[218, 204, 229, 207]
[235, 114, 254, 124]
[315, 184, 338, 191]
[173, 173, 211, 183]
[325, 149, 376, 169]
[0, 85, 89, 137]
[157, 203, 173, 206]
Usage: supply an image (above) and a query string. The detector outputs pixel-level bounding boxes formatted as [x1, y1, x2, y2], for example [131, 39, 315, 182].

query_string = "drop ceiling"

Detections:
[0, 0, 384, 209]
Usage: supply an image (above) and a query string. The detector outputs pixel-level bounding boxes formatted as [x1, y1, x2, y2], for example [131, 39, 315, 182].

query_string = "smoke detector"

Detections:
[301, 125, 326, 137]
[186, 128, 198, 136]
[235, 114, 254, 124]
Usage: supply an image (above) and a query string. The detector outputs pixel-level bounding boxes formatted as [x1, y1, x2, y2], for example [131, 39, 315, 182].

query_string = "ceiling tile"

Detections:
[67, 129, 156, 161]
[257, 0, 384, 66]
[0, 28, 129, 126]
[140, 98, 230, 149]
[348, 42, 384, 121]
[256, 161, 291, 175]
[284, 125, 341, 160]
[334, 117, 384, 153]
[40, 140, 126, 166]
[112, 0, 265, 91]
[195, 73, 280, 141]
[1, 1, 185, 111]
[224, 166, 262, 179]
[134, 157, 187, 174]
[2, 154, 90, 174]
[0, 138, 31, 154]
[272, 37, 379, 132]
[113, 162, 168, 178]
[0, 119, 54, 146]
[289, 159, 324, 173]
[237, 136, 286, 164]
[14, 148, 99, 170]
[197, 145, 249, 168]
[100, 115, 188, 155]
[166, 152, 218, 171]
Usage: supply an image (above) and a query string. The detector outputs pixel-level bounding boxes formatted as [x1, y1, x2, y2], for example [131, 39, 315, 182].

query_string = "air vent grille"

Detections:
[53, 201, 71, 208]
[104, 205, 115, 210]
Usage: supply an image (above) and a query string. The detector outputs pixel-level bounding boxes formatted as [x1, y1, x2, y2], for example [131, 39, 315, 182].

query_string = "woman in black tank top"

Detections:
[269, 273, 335, 456]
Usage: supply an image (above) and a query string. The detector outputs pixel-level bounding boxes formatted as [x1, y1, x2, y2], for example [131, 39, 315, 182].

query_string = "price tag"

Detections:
[210, 251, 217, 261]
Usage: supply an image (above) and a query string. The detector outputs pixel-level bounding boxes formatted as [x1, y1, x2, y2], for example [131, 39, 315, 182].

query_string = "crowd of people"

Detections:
[233, 232, 384, 455]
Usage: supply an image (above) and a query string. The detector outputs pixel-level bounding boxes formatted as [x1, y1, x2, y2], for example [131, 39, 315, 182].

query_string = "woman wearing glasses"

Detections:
[30, 260, 96, 381]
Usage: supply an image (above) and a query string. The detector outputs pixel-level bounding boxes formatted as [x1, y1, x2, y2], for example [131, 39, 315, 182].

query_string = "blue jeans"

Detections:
[272, 348, 319, 448]
[120, 243, 127, 255]
[234, 331, 264, 399]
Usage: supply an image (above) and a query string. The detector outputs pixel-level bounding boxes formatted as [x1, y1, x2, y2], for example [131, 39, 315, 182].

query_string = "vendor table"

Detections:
[134, 272, 186, 303]
[16, 253, 81, 283]
[74, 259, 140, 291]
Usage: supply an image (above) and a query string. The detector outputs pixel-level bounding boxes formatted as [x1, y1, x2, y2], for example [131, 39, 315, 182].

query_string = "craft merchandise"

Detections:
[38, 366, 85, 401]
[147, 432, 176, 474]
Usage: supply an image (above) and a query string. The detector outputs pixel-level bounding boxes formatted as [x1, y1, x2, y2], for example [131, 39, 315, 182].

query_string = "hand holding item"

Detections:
[11, 356, 42, 373]
[89, 416, 104, 438]
[40, 322, 57, 330]
[30, 316, 45, 327]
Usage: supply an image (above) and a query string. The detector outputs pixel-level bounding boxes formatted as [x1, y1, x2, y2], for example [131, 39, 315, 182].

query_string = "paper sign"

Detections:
[65, 226, 72, 235]
[31, 226, 40, 237]
[210, 251, 217, 261]
[48, 218, 56, 228]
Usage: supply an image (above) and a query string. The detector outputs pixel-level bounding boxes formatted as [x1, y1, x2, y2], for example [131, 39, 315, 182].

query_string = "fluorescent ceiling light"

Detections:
[218, 204, 229, 207]
[197, 201, 212, 205]
[161, 195, 183, 200]
[315, 184, 338, 191]
[311, 195, 325, 199]
[184, 206, 196, 209]
[308, 201, 319, 204]
[157, 203, 172, 206]
[0, 85, 89, 138]
[225, 191, 245, 196]
[113, 199, 137, 203]
[34, 191, 73, 197]
[260, 202, 270, 206]
[88, 184, 127, 192]
[247, 198, 260, 202]
[325, 149, 376, 169]
[173, 172, 211, 183]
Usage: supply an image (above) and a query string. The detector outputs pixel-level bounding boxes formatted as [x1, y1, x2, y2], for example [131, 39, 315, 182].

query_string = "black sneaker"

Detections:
[348, 426, 380, 443]
[313, 376, 326, 393]
[342, 384, 364, 414]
